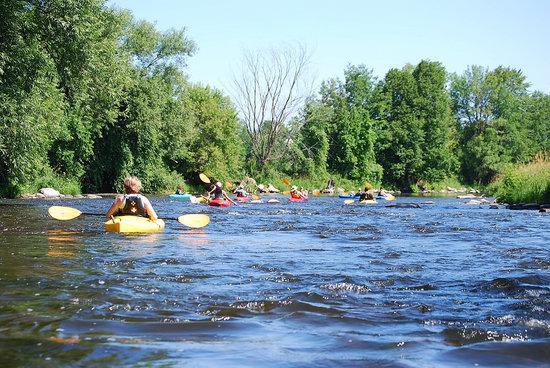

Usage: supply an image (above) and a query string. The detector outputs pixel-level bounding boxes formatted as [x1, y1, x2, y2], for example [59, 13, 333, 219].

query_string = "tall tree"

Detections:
[450, 65, 537, 183]
[231, 45, 312, 171]
[413, 60, 458, 183]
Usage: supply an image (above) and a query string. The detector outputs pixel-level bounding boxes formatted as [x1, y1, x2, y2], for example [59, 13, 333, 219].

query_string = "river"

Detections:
[0, 196, 549, 367]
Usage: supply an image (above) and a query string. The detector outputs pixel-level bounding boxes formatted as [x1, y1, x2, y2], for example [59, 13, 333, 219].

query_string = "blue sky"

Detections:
[109, 0, 550, 94]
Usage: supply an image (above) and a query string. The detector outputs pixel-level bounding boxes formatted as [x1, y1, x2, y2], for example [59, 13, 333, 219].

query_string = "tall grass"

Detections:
[490, 153, 550, 204]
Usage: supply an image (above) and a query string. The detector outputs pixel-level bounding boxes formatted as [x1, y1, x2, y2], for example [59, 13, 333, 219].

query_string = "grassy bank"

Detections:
[489, 153, 550, 204]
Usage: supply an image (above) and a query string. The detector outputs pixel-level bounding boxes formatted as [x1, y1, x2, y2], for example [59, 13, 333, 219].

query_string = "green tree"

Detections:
[377, 67, 424, 190]
[450, 65, 542, 184]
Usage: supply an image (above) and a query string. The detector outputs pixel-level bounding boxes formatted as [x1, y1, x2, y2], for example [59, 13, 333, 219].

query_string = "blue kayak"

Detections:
[338, 194, 360, 198]
[168, 193, 193, 199]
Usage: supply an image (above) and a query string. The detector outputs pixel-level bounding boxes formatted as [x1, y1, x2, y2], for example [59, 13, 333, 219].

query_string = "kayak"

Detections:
[359, 199, 377, 205]
[190, 196, 208, 204]
[339, 194, 360, 199]
[235, 196, 250, 202]
[289, 195, 308, 203]
[104, 215, 165, 233]
[168, 193, 192, 199]
[377, 194, 396, 201]
[209, 198, 231, 207]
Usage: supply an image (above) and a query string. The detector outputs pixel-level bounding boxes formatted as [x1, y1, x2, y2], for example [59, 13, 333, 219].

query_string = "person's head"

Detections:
[177, 185, 183, 190]
[291, 185, 297, 192]
[123, 176, 142, 194]
[364, 187, 369, 192]
[215, 181, 222, 189]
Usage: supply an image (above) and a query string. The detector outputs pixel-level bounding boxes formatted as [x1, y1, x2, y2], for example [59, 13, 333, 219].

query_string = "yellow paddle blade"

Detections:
[252, 194, 260, 200]
[282, 178, 290, 186]
[177, 214, 210, 228]
[282, 190, 290, 195]
[312, 190, 320, 196]
[48, 206, 83, 221]
[199, 173, 210, 183]
[344, 199, 355, 205]
[225, 181, 233, 189]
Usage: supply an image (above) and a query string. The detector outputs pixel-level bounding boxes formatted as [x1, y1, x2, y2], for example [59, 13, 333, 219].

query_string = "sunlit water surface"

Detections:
[0, 197, 549, 367]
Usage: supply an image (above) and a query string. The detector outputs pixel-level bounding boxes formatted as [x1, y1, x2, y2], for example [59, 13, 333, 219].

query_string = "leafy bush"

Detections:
[490, 153, 550, 204]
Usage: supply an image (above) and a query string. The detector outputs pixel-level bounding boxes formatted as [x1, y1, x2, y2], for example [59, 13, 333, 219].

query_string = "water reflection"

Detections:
[178, 229, 209, 246]
[113, 233, 161, 258]
[47, 229, 79, 257]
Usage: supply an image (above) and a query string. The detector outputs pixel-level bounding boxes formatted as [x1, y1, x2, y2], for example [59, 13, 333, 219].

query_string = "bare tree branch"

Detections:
[231, 44, 312, 168]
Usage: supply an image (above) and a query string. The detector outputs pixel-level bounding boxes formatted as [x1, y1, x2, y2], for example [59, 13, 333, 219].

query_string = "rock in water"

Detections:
[39, 188, 60, 198]
[386, 203, 420, 208]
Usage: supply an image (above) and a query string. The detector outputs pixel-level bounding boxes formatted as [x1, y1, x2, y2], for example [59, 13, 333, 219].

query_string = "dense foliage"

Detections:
[0, 1, 548, 197]
[490, 153, 550, 204]
[0, 0, 242, 196]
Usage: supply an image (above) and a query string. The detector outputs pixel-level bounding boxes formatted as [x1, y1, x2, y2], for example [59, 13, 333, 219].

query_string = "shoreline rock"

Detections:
[507, 203, 549, 211]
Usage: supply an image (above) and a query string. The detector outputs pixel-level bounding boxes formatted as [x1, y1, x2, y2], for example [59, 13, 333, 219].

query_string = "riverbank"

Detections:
[489, 153, 550, 205]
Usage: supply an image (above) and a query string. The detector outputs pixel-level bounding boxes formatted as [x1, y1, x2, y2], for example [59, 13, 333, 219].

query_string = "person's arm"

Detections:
[106, 196, 124, 219]
[223, 191, 238, 205]
[142, 197, 158, 221]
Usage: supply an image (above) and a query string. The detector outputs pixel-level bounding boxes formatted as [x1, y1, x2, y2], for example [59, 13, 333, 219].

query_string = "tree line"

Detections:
[1, 0, 548, 197]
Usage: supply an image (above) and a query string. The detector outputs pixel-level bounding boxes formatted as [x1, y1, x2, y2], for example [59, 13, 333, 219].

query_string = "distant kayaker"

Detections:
[358, 187, 374, 202]
[106, 176, 158, 220]
[290, 186, 304, 199]
[234, 185, 248, 198]
[208, 182, 238, 205]
[175, 185, 185, 195]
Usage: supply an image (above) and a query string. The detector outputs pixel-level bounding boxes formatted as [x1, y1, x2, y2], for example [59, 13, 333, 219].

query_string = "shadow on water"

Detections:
[0, 196, 549, 367]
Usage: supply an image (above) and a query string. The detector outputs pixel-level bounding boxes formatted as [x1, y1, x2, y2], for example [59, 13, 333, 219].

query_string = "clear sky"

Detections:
[108, 0, 550, 94]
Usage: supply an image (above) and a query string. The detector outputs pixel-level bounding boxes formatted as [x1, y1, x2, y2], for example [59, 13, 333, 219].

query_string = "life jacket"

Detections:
[213, 187, 223, 198]
[116, 194, 148, 217]
[235, 189, 247, 197]
[291, 191, 301, 199]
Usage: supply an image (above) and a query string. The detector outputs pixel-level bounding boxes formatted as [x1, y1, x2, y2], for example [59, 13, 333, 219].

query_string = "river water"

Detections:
[0, 196, 548, 367]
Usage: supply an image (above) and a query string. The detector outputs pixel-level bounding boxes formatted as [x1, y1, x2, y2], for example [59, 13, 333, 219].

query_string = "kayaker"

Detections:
[290, 186, 303, 199]
[379, 187, 389, 197]
[208, 182, 238, 205]
[175, 185, 185, 195]
[234, 185, 248, 198]
[106, 176, 158, 220]
[358, 187, 375, 202]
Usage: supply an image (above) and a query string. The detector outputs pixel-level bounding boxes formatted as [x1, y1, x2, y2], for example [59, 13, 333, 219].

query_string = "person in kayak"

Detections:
[175, 185, 185, 195]
[208, 182, 238, 205]
[106, 176, 158, 220]
[290, 186, 304, 199]
[358, 187, 375, 201]
[233, 185, 248, 198]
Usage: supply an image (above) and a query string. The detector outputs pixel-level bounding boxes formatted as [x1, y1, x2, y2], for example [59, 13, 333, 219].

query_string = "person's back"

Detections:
[106, 176, 158, 220]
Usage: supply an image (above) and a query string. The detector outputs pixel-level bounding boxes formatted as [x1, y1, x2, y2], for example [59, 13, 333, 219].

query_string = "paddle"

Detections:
[344, 199, 355, 205]
[48, 206, 210, 228]
[199, 173, 210, 184]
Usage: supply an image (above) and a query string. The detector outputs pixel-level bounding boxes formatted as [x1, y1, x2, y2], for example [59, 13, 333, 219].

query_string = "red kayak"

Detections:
[289, 195, 308, 203]
[209, 198, 231, 207]
[235, 196, 250, 202]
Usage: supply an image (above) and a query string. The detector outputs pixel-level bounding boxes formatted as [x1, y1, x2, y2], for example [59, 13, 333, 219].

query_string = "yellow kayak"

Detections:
[104, 216, 165, 233]
[359, 200, 377, 205]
